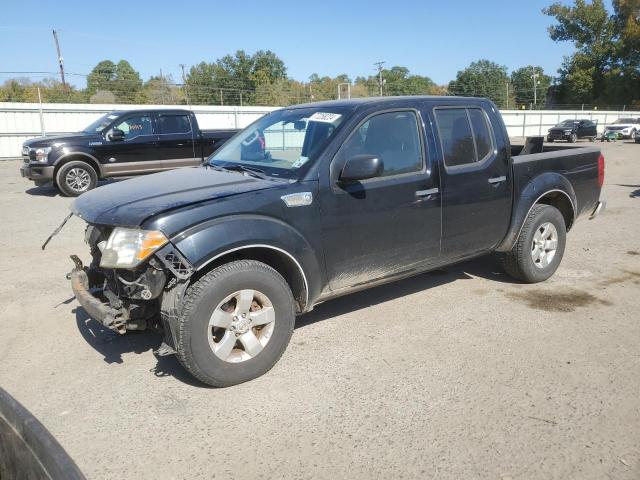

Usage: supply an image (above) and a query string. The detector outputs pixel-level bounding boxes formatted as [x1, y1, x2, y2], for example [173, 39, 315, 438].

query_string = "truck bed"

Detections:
[511, 142, 602, 219]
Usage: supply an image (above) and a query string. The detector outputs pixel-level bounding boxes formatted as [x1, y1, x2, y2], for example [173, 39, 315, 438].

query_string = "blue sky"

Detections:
[0, 0, 612, 87]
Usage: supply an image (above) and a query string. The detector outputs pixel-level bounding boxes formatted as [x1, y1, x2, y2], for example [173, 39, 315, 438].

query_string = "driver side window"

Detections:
[341, 111, 423, 177]
[114, 115, 153, 140]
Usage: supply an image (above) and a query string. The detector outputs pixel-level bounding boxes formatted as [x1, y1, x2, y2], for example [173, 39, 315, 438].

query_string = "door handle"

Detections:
[415, 188, 439, 197]
[488, 176, 506, 184]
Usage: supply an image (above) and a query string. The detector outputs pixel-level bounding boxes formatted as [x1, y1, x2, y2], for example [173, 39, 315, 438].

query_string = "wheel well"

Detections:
[189, 247, 308, 313]
[53, 156, 101, 182]
[536, 191, 575, 231]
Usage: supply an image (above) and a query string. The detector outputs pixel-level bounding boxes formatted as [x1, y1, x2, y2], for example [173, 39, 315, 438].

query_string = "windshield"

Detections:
[557, 120, 579, 127]
[613, 118, 636, 124]
[82, 113, 120, 133]
[208, 107, 350, 179]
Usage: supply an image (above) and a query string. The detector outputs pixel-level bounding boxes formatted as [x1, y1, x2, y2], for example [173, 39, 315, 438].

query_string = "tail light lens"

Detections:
[598, 154, 605, 188]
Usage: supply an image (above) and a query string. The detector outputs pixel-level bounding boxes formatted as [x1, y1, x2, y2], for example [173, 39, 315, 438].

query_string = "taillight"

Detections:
[598, 154, 605, 188]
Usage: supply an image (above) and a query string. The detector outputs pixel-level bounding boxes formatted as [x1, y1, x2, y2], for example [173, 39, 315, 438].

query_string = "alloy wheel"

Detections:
[531, 222, 558, 269]
[208, 289, 275, 363]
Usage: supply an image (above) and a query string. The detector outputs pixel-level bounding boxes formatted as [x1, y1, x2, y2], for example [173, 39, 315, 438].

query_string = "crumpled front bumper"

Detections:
[69, 267, 129, 333]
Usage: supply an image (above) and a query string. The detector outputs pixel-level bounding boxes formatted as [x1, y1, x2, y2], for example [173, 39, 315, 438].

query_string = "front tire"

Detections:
[503, 204, 566, 283]
[631, 130, 637, 140]
[55, 161, 97, 197]
[569, 133, 577, 143]
[176, 260, 296, 387]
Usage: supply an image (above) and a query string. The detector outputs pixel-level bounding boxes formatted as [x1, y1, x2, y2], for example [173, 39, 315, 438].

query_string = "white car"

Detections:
[602, 117, 640, 140]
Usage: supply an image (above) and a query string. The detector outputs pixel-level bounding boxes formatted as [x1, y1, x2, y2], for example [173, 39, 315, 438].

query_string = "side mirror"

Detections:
[340, 154, 383, 182]
[108, 128, 125, 141]
[293, 120, 306, 131]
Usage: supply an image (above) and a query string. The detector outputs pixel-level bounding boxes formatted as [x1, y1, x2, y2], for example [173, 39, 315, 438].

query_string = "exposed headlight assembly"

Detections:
[99, 228, 168, 269]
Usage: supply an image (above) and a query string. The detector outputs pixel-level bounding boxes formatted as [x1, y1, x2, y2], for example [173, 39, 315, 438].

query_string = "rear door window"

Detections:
[434, 108, 475, 167]
[467, 108, 493, 161]
[434, 107, 495, 168]
[158, 114, 192, 134]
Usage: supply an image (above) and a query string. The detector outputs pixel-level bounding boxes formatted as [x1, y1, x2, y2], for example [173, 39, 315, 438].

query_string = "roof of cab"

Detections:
[287, 95, 491, 111]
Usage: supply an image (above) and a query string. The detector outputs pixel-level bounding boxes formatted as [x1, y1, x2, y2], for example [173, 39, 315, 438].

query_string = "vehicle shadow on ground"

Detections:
[297, 255, 511, 328]
[615, 184, 640, 198]
[74, 308, 209, 388]
[72, 254, 511, 387]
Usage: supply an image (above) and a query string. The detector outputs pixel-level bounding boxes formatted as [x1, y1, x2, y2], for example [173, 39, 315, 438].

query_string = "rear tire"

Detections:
[55, 161, 97, 197]
[547, 138, 554, 143]
[176, 260, 296, 387]
[503, 204, 566, 283]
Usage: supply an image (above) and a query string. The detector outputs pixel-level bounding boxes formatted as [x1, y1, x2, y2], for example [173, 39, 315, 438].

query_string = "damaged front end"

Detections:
[69, 224, 193, 344]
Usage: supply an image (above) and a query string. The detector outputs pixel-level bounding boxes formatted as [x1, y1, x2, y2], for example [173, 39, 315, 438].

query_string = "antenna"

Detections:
[52, 30, 66, 89]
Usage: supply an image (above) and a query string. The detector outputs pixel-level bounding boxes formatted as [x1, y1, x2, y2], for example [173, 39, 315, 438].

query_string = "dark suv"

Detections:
[547, 119, 598, 143]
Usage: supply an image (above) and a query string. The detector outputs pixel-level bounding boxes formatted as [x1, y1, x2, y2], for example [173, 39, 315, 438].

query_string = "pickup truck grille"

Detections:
[22, 146, 31, 163]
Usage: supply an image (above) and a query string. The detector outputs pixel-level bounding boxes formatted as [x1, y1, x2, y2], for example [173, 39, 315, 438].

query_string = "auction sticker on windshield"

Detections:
[308, 112, 342, 124]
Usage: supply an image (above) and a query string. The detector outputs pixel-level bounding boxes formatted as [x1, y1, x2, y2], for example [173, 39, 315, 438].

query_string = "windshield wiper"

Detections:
[209, 164, 268, 179]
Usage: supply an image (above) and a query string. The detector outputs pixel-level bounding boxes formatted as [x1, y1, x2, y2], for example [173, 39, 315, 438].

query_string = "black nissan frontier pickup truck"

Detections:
[66, 96, 606, 387]
[21, 109, 237, 196]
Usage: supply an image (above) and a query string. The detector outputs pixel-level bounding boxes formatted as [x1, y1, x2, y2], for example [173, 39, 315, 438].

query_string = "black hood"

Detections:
[71, 167, 282, 227]
[24, 132, 99, 148]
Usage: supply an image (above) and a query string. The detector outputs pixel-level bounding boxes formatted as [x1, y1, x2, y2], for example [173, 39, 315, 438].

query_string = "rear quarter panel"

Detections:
[497, 145, 602, 251]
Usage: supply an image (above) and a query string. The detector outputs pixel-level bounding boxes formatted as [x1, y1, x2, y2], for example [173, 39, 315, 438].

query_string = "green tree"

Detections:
[448, 60, 510, 107]
[186, 50, 288, 105]
[510, 66, 552, 108]
[86, 60, 117, 96]
[143, 74, 184, 105]
[114, 60, 143, 103]
[544, 0, 639, 106]
[86, 60, 142, 103]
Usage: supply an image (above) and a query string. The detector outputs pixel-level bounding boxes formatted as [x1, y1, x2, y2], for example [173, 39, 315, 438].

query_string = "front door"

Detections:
[431, 105, 512, 258]
[320, 109, 442, 291]
[156, 112, 198, 168]
[97, 113, 159, 175]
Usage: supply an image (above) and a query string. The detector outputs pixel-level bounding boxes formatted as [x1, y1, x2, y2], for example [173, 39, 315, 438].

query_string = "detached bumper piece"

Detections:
[589, 200, 606, 220]
[69, 255, 159, 334]
[70, 268, 129, 333]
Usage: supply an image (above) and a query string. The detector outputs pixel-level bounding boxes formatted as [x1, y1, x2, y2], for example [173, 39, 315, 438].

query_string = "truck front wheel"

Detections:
[55, 161, 97, 197]
[175, 260, 296, 387]
[503, 204, 567, 283]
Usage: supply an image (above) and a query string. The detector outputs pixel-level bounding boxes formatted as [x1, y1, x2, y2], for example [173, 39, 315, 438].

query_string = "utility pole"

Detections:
[506, 82, 509, 109]
[159, 68, 165, 104]
[531, 67, 540, 109]
[179, 64, 191, 107]
[52, 30, 66, 89]
[374, 61, 385, 96]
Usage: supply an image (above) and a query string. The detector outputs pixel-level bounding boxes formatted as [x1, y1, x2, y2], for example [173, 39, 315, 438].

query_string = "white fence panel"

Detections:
[0, 102, 277, 159]
[0, 102, 638, 159]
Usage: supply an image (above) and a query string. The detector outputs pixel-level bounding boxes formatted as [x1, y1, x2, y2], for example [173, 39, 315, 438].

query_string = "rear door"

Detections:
[156, 112, 198, 168]
[430, 104, 512, 258]
[320, 108, 442, 291]
[97, 113, 160, 175]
